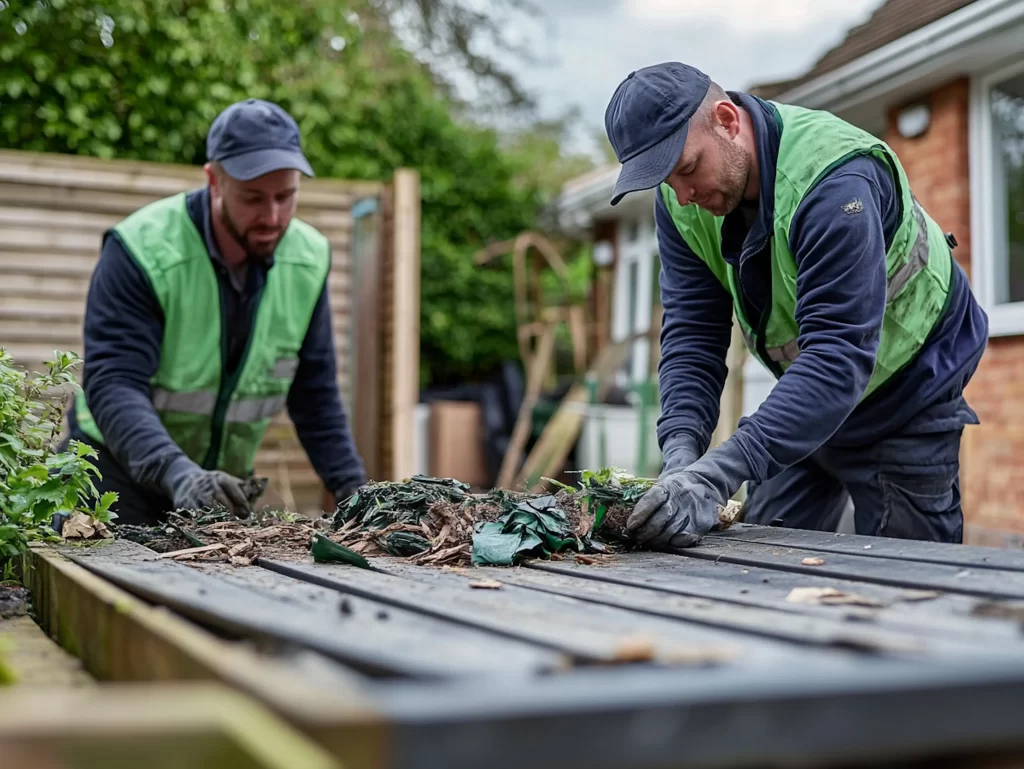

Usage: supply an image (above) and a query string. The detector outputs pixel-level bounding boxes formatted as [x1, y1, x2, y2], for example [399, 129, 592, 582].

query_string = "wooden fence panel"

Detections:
[0, 149, 415, 514]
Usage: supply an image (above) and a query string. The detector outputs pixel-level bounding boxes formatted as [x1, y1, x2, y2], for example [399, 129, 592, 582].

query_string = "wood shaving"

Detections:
[786, 587, 885, 607]
[468, 579, 503, 590]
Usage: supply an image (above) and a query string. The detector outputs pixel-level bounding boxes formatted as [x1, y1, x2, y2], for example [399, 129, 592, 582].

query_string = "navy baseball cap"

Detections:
[604, 62, 711, 206]
[207, 99, 315, 181]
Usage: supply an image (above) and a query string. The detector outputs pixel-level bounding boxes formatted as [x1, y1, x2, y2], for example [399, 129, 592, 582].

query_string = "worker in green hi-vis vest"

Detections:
[602, 62, 989, 547]
[62, 99, 367, 526]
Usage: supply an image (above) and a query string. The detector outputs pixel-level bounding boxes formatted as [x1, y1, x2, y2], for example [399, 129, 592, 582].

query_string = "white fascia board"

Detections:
[776, 0, 1024, 111]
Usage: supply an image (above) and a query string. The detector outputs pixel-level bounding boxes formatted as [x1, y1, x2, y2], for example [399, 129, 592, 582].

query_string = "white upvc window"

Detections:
[612, 204, 658, 386]
[970, 59, 1024, 335]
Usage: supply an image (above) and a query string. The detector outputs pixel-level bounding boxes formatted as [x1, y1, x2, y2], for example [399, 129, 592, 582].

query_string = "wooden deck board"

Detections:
[710, 523, 1024, 571]
[673, 538, 1024, 599]
[529, 552, 1024, 642]
[260, 557, 872, 669]
[67, 543, 564, 679]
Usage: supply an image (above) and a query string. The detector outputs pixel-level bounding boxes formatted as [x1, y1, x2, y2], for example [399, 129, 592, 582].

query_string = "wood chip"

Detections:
[801, 557, 825, 566]
[227, 540, 253, 557]
[156, 543, 227, 560]
[468, 579, 503, 590]
[715, 499, 743, 529]
[660, 645, 738, 666]
[612, 636, 655, 662]
[786, 587, 885, 607]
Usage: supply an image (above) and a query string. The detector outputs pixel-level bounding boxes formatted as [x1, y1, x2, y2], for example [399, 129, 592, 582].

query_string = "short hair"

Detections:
[696, 82, 731, 127]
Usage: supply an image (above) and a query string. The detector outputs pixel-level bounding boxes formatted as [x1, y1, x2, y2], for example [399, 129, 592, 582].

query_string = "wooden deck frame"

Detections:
[0, 683, 341, 769]
[22, 546, 387, 768]
[24, 526, 1024, 769]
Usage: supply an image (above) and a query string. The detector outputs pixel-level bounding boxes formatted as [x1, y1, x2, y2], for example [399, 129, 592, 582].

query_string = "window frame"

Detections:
[970, 58, 1024, 335]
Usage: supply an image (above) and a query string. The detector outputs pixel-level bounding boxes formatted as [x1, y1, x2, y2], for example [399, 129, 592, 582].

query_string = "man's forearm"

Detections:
[81, 234, 191, 493]
[654, 193, 734, 452]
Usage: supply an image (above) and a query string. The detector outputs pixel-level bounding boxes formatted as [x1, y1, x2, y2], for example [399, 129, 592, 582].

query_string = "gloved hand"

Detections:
[628, 438, 749, 549]
[162, 458, 252, 518]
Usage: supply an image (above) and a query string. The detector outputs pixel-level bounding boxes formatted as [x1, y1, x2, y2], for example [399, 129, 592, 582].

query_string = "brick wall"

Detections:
[886, 78, 1024, 546]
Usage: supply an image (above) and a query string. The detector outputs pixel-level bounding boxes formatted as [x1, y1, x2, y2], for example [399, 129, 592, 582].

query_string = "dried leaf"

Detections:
[61, 513, 112, 540]
[801, 557, 825, 566]
[786, 587, 885, 607]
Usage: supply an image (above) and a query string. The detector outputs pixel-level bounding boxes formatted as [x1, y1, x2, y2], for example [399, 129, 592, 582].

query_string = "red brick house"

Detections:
[553, 0, 1024, 545]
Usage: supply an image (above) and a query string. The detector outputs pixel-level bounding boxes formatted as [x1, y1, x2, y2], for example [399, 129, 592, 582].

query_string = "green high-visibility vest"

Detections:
[661, 101, 954, 398]
[75, 192, 330, 478]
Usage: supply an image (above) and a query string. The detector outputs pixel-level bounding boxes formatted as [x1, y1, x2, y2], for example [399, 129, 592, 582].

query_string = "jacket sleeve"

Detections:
[654, 192, 735, 453]
[286, 265, 368, 497]
[81, 233, 192, 492]
[726, 156, 892, 482]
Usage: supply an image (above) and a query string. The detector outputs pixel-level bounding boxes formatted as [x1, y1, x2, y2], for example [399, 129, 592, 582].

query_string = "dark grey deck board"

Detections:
[710, 523, 1024, 572]
[474, 564, 1024, 659]
[67, 542, 564, 679]
[373, 658, 1024, 769]
[259, 557, 865, 669]
[529, 553, 1024, 643]
[672, 537, 1024, 599]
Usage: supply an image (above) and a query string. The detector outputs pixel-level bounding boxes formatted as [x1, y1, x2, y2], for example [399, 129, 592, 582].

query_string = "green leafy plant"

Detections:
[0, 349, 116, 565]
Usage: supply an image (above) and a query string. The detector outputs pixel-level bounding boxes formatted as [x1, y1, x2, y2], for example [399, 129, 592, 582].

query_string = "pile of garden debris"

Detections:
[114, 469, 742, 569]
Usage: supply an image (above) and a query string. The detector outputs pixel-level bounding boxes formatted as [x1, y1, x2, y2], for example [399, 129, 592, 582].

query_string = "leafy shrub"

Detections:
[0, 350, 115, 563]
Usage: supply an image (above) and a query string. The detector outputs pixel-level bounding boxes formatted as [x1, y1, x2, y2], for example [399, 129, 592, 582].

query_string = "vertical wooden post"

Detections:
[389, 169, 421, 481]
[711, 318, 746, 449]
[350, 196, 384, 482]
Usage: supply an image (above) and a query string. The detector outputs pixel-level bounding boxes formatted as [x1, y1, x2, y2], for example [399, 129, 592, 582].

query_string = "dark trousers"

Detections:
[742, 382, 978, 544]
[57, 431, 173, 528]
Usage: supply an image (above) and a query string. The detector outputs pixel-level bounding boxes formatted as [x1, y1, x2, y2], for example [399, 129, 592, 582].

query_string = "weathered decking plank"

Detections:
[370, 657, 1024, 769]
[67, 543, 563, 679]
[260, 558, 871, 669]
[672, 538, 1024, 599]
[528, 553, 1024, 644]
[470, 564, 1024, 659]
[710, 523, 1024, 571]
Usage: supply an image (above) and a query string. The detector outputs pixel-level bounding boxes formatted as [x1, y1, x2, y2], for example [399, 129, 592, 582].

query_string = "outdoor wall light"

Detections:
[592, 240, 614, 267]
[896, 102, 931, 138]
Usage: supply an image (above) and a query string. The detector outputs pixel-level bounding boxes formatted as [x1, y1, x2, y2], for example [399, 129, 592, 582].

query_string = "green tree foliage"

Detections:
[0, 350, 115, 566]
[0, 0, 594, 387]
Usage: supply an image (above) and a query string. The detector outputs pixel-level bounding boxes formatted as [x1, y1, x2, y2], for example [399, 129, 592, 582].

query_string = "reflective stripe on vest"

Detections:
[764, 196, 933, 365]
[151, 388, 288, 423]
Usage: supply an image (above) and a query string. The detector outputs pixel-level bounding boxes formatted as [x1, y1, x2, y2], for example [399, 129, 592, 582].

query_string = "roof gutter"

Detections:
[777, 0, 1024, 109]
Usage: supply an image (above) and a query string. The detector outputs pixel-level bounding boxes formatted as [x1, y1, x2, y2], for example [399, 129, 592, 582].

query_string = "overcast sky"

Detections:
[509, 0, 883, 157]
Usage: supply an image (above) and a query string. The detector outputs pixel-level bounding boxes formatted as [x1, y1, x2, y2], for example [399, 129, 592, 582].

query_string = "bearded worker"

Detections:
[604, 62, 988, 547]
[64, 99, 367, 525]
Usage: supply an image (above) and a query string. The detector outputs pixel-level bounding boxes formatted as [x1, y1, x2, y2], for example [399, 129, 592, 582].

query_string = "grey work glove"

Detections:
[163, 458, 252, 518]
[628, 438, 749, 550]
